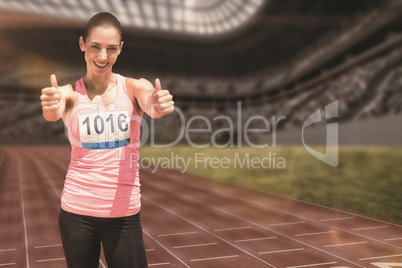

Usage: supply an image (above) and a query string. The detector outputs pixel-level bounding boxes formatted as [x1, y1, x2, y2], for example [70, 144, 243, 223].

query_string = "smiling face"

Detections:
[79, 26, 123, 76]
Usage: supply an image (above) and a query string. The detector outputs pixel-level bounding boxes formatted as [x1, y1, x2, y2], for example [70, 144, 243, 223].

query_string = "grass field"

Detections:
[140, 145, 402, 225]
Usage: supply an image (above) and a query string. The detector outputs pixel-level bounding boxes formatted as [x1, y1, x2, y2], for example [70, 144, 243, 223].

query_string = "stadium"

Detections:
[0, 0, 401, 267]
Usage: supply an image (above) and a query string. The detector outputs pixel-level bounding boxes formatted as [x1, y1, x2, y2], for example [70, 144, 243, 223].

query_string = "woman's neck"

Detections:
[84, 71, 116, 94]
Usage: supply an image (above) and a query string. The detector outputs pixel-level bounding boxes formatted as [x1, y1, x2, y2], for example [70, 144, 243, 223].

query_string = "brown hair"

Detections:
[82, 12, 123, 43]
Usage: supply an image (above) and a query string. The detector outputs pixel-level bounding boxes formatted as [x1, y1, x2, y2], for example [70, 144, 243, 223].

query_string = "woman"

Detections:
[40, 12, 174, 267]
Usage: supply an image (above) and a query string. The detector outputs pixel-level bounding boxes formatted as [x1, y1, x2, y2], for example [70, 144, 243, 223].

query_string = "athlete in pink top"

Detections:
[40, 12, 174, 268]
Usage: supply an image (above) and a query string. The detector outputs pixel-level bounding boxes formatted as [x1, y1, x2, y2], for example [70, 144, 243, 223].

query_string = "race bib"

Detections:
[78, 111, 131, 149]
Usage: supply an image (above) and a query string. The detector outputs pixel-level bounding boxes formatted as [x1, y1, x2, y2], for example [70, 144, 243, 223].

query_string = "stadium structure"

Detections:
[0, 0, 401, 145]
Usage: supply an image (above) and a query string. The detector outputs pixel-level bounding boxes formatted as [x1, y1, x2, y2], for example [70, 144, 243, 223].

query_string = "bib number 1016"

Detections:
[82, 113, 129, 135]
[78, 111, 130, 144]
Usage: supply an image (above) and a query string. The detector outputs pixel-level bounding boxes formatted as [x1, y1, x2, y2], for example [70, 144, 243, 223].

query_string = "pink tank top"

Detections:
[61, 74, 142, 218]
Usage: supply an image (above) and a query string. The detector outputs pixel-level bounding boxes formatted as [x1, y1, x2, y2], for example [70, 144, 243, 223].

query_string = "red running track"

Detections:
[0, 145, 401, 268]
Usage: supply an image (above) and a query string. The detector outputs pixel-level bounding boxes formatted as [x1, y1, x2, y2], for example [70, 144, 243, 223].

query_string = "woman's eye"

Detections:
[108, 47, 118, 52]
[91, 46, 100, 50]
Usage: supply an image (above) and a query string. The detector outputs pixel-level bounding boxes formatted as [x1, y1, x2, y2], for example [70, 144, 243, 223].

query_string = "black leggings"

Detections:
[58, 208, 148, 268]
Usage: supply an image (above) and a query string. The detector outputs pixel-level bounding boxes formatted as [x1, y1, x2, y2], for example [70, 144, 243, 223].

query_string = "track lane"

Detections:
[0, 149, 26, 267]
[1, 146, 401, 268]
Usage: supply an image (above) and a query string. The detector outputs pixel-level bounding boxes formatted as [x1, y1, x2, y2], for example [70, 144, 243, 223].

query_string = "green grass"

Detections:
[140, 145, 402, 225]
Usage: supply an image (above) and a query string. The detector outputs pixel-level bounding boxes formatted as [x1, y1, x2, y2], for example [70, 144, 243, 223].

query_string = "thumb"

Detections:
[154, 78, 162, 92]
[50, 74, 58, 89]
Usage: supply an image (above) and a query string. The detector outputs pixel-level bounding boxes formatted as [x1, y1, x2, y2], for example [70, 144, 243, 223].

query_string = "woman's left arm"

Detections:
[126, 77, 174, 118]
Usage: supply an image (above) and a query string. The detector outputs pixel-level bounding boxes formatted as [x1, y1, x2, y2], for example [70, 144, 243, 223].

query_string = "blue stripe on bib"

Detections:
[82, 138, 130, 149]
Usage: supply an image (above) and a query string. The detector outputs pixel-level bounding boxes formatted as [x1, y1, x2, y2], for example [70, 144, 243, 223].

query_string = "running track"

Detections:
[0, 146, 401, 268]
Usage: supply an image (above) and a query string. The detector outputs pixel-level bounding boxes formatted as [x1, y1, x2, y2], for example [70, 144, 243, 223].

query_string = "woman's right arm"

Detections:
[40, 74, 74, 122]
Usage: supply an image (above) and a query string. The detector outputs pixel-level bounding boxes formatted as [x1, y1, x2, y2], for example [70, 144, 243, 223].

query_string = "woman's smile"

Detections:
[93, 61, 109, 69]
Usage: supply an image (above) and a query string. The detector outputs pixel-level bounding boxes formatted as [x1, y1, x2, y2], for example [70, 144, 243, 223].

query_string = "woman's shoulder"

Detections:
[120, 76, 147, 116]
[123, 76, 154, 91]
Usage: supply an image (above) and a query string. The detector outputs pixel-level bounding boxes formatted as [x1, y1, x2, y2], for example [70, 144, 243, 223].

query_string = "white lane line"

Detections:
[235, 237, 276, 243]
[351, 226, 389, 231]
[17, 157, 30, 268]
[259, 248, 304, 254]
[385, 237, 402, 241]
[158, 231, 197, 237]
[173, 243, 217, 249]
[371, 263, 402, 268]
[0, 152, 5, 170]
[34, 244, 62, 249]
[320, 217, 355, 222]
[287, 262, 337, 268]
[269, 221, 305, 227]
[148, 262, 170, 267]
[32, 157, 61, 199]
[0, 263, 16, 267]
[146, 249, 155, 252]
[143, 230, 190, 268]
[36, 258, 65, 263]
[0, 249, 16, 252]
[214, 226, 251, 232]
[295, 231, 335, 237]
[99, 259, 107, 268]
[191, 255, 239, 262]
[359, 254, 402, 261]
[324, 241, 367, 247]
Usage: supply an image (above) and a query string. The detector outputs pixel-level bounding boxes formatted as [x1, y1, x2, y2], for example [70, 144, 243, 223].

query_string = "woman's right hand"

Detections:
[40, 74, 64, 121]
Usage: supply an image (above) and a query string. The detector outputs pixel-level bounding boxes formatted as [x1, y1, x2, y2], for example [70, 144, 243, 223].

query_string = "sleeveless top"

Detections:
[61, 74, 142, 218]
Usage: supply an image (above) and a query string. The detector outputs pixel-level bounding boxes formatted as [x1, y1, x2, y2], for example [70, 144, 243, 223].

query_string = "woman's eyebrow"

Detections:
[89, 41, 119, 47]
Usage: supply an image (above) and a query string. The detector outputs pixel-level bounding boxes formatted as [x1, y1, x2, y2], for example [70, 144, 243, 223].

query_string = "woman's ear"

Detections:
[79, 36, 85, 52]
[119, 41, 124, 54]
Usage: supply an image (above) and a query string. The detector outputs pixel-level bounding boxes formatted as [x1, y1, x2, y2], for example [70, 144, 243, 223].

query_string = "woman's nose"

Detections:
[98, 49, 107, 60]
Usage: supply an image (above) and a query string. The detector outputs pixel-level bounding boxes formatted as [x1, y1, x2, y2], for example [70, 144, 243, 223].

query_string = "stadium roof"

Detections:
[0, 0, 266, 35]
[0, 0, 398, 81]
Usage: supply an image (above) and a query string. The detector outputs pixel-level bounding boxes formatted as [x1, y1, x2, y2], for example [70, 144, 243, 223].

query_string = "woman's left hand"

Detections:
[149, 79, 174, 118]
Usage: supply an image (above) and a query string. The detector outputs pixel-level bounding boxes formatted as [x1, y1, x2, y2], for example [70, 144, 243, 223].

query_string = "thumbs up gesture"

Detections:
[40, 74, 64, 121]
[150, 78, 174, 118]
